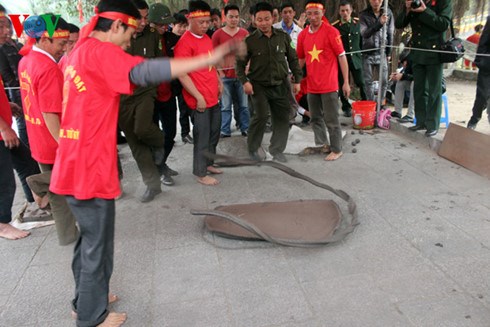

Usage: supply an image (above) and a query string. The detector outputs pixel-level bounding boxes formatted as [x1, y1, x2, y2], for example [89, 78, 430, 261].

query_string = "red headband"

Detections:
[79, 8, 139, 39]
[305, 3, 325, 10]
[187, 11, 211, 19]
[19, 29, 70, 57]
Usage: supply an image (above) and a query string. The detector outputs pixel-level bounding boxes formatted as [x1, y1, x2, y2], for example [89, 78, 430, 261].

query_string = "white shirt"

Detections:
[273, 21, 302, 49]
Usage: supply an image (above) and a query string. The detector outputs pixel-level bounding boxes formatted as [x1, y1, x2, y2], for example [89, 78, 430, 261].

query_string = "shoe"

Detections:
[398, 115, 414, 123]
[140, 187, 162, 203]
[391, 111, 402, 119]
[162, 164, 178, 176]
[342, 107, 352, 117]
[182, 135, 194, 144]
[272, 153, 288, 163]
[425, 129, 437, 137]
[249, 151, 262, 161]
[220, 134, 231, 138]
[241, 131, 248, 137]
[161, 175, 175, 186]
[408, 125, 426, 131]
[467, 120, 478, 130]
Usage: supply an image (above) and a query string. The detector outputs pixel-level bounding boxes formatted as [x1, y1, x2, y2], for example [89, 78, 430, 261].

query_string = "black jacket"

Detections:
[475, 15, 490, 71]
[359, 5, 394, 56]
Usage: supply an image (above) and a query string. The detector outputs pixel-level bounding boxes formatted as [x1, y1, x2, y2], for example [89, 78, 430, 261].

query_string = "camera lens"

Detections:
[411, 0, 421, 9]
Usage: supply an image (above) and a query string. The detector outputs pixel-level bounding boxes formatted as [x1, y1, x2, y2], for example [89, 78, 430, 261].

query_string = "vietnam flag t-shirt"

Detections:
[174, 31, 219, 109]
[297, 20, 345, 94]
[50, 37, 145, 200]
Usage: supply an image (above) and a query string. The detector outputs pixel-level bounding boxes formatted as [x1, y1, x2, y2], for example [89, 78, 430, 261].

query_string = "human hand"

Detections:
[212, 39, 247, 64]
[295, 12, 307, 29]
[342, 82, 351, 99]
[10, 103, 23, 118]
[1, 128, 20, 149]
[196, 96, 207, 112]
[379, 13, 388, 25]
[292, 83, 300, 95]
[243, 82, 254, 95]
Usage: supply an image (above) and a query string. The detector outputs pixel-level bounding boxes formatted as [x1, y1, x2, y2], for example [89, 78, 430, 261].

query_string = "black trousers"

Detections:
[191, 105, 221, 177]
[469, 69, 490, 125]
[0, 140, 39, 223]
[67, 196, 115, 327]
[154, 97, 177, 164]
[178, 94, 194, 138]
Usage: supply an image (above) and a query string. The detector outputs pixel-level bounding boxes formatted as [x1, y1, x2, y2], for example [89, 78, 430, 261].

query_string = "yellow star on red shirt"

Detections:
[308, 44, 323, 63]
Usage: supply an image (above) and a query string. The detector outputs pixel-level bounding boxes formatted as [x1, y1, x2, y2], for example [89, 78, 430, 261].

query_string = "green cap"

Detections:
[148, 3, 175, 25]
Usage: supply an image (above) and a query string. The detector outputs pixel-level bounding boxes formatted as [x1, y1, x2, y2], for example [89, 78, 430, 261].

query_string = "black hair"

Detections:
[93, 0, 141, 32]
[224, 4, 240, 15]
[132, 0, 149, 10]
[35, 14, 70, 41]
[210, 8, 221, 17]
[178, 9, 189, 15]
[188, 1, 211, 13]
[255, 2, 273, 15]
[68, 23, 80, 33]
[305, 0, 325, 8]
[173, 13, 188, 25]
[339, 0, 352, 7]
[249, 6, 256, 15]
[0, 4, 6, 13]
[475, 24, 483, 33]
[280, 3, 295, 12]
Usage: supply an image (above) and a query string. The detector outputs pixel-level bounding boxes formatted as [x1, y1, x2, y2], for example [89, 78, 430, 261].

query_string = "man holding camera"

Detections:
[396, 0, 452, 137]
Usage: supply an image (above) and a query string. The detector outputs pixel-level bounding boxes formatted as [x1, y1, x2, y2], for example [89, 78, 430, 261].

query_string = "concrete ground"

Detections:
[1, 78, 489, 327]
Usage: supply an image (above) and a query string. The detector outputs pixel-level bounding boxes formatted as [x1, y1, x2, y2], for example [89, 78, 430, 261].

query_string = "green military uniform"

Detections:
[396, 0, 452, 134]
[332, 17, 367, 112]
[236, 28, 302, 157]
[118, 25, 164, 192]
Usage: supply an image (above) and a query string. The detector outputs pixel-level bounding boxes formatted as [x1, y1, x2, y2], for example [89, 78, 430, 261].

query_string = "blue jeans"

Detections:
[220, 77, 249, 135]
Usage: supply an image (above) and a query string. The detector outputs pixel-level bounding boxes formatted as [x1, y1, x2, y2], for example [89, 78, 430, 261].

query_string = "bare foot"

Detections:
[324, 151, 343, 161]
[0, 223, 30, 240]
[97, 312, 127, 327]
[72, 293, 120, 319]
[197, 175, 220, 186]
[206, 166, 223, 174]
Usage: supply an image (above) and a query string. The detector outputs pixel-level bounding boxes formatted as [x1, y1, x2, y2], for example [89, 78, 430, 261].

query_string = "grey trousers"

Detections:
[394, 80, 414, 118]
[307, 92, 343, 153]
[191, 105, 221, 177]
[363, 55, 388, 102]
[39, 163, 78, 245]
[66, 196, 115, 327]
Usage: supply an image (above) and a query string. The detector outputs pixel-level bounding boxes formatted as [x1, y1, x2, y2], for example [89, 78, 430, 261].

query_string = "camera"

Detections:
[411, 0, 422, 9]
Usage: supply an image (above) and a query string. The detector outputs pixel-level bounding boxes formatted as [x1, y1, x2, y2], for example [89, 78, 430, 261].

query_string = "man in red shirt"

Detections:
[175, 0, 223, 186]
[212, 4, 249, 138]
[18, 14, 79, 245]
[48, 0, 240, 325]
[297, 0, 350, 161]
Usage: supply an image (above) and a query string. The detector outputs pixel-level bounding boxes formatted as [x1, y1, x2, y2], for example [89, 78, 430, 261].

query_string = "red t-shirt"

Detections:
[212, 28, 248, 78]
[18, 49, 63, 164]
[0, 75, 12, 142]
[58, 55, 68, 74]
[174, 31, 219, 109]
[297, 21, 345, 94]
[50, 37, 144, 200]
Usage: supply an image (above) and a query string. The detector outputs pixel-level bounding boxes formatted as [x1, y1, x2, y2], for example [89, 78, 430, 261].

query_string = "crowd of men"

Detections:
[1, 0, 488, 326]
